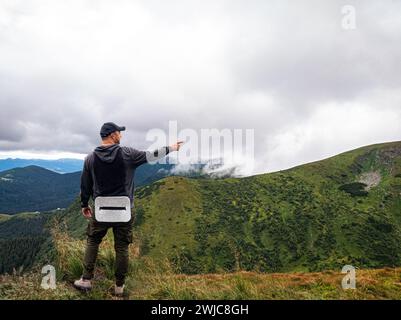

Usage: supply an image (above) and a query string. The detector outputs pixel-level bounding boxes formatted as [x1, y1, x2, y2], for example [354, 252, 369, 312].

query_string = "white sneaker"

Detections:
[114, 284, 125, 296]
[73, 277, 92, 291]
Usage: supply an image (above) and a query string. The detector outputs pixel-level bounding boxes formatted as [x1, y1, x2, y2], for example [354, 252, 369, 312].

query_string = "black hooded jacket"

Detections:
[80, 144, 171, 208]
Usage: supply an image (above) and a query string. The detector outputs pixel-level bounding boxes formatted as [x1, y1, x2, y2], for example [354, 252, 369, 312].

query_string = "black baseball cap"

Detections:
[100, 122, 126, 138]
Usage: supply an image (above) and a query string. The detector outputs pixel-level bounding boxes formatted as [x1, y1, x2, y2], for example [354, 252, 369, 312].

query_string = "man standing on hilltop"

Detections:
[74, 122, 183, 296]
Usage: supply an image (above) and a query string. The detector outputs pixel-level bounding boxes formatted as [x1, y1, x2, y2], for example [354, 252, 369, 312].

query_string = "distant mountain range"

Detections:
[0, 166, 81, 214]
[0, 158, 84, 174]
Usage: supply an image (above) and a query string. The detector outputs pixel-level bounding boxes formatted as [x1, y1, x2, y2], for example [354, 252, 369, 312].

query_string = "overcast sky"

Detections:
[0, 0, 400, 175]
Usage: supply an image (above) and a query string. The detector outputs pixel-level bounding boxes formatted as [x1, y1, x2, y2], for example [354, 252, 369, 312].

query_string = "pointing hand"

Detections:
[170, 141, 184, 152]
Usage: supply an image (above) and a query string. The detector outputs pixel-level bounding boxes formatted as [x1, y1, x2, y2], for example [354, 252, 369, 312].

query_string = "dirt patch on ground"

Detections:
[359, 171, 382, 190]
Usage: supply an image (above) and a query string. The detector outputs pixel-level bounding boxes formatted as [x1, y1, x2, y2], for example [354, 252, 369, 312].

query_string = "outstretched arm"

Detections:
[130, 141, 184, 167]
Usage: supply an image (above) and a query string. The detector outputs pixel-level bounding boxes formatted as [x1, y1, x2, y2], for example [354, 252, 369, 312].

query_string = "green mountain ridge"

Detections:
[57, 141, 401, 274]
[2, 141, 401, 299]
[0, 166, 81, 214]
[1, 141, 401, 276]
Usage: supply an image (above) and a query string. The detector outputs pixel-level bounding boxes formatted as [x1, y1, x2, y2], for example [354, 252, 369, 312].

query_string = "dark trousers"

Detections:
[82, 217, 133, 287]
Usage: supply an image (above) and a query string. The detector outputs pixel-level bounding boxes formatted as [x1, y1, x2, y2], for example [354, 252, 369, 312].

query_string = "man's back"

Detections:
[93, 146, 127, 197]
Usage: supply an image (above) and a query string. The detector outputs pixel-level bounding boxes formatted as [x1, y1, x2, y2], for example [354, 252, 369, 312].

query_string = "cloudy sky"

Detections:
[0, 0, 400, 175]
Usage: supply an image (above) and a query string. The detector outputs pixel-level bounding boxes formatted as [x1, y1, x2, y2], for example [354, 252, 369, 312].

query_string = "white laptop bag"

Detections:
[94, 196, 131, 223]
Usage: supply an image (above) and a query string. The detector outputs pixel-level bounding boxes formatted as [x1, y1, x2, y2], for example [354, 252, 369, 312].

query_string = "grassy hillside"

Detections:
[129, 141, 401, 273]
[0, 163, 213, 274]
[56, 141, 401, 275]
[2, 141, 401, 299]
[1, 230, 400, 300]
